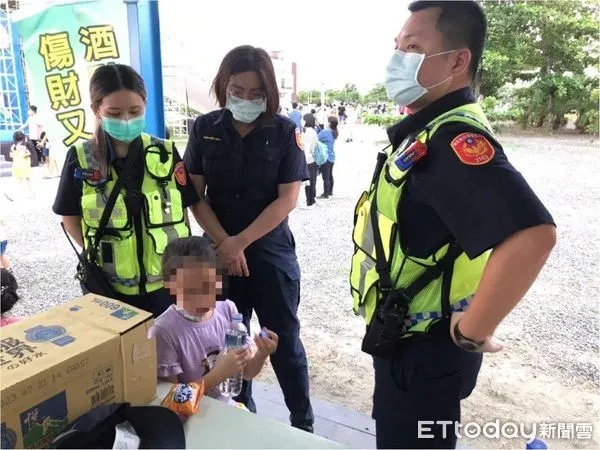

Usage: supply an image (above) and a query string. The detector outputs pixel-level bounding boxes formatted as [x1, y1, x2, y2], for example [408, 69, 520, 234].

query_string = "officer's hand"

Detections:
[218, 236, 250, 277]
[226, 253, 250, 277]
[450, 312, 504, 353]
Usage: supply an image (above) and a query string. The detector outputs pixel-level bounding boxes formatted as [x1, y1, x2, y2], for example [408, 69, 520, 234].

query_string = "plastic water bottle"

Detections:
[219, 313, 248, 397]
[526, 438, 547, 449]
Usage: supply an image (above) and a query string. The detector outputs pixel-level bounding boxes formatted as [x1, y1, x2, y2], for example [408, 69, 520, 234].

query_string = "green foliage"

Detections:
[479, 0, 599, 132]
[298, 83, 362, 105]
[361, 113, 399, 128]
[512, 74, 599, 130]
[363, 83, 388, 104]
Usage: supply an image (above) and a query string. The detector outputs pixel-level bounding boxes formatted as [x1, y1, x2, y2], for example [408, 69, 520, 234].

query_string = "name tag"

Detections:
[74, 168, 103, 182]
[394, 140, 427, 171]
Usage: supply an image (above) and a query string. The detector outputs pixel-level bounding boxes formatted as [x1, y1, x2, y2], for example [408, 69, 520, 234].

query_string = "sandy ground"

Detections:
[1, 126, 599, 448]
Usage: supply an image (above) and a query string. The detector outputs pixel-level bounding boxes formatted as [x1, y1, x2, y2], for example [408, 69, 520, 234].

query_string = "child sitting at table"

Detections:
[149, 236, 279, 406]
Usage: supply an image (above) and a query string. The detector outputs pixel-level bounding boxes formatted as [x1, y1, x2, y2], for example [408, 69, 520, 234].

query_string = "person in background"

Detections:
[149, 236, 279, 406]
[53, 64, 199, 317]
[39, 132, 60, 178]
[302, 114, 319, 208]
[183, 45, 314, 432]
[288, 102, 303, 129]
[19, 105, 44, 165]
[10, 131, 34, 197]
[1, 268, 21, 327]
[317, 104, 328, 130]
[317, 116, 338, 199]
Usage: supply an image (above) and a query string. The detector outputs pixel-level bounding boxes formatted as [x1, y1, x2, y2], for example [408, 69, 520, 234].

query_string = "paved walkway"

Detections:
[253, 381, 376, 448]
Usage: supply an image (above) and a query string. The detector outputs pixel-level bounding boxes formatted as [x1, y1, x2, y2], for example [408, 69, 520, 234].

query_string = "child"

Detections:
[149, 236, 279, 405]
[10, 131, 34, 197]
[1, 268, 21, 327]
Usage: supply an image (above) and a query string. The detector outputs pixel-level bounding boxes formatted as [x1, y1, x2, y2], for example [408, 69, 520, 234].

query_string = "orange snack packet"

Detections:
[161, 381, 205, 421]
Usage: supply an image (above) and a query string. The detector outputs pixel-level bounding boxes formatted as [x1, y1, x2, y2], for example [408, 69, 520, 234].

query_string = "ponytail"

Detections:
[91, 122, 108, 179]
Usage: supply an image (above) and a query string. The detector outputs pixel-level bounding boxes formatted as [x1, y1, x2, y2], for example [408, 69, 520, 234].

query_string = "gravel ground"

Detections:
[1, 126, 599, 448]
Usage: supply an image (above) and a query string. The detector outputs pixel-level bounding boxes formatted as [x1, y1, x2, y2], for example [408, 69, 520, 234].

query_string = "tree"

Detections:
[481, 0, 599, 129]
[363, 83, 388, 104]
[297, 90, 322, 105]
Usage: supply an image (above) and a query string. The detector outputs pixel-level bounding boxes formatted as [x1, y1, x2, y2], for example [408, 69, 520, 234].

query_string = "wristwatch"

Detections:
[453, 321, 485, 352]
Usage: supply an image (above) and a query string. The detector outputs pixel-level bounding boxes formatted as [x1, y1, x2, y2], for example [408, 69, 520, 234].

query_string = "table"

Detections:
[152, 382, 347, 449]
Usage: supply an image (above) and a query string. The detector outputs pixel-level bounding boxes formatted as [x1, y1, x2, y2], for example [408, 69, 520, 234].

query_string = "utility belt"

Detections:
[360, 151, 464, 358]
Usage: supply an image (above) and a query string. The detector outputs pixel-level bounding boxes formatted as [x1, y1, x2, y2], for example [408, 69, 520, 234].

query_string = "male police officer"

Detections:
[349, 2, 556, 448]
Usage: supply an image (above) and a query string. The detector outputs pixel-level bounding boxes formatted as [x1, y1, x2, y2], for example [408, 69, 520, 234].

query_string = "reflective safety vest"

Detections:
[76, 133, 190, 296]
[350, 103, 494, 335]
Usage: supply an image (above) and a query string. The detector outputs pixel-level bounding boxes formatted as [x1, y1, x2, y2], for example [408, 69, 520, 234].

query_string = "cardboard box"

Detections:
[0, 294, 157, 449]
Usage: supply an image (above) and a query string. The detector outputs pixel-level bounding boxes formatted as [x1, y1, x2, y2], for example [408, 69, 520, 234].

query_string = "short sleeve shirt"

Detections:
[183, 109, 308, 235]
[148, 301, 239, 404]
[183, 110, 308, 275]
[388, 88, 555, 259]
[53, 137, 199, 216]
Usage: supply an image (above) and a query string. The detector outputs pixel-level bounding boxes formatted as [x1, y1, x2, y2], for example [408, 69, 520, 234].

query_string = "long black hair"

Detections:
[328, 116, 339, 139]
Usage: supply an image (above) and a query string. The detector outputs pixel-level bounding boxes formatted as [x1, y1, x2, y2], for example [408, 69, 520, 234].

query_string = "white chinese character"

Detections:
[538, 423, 557, 440]
[558, 422, 574, 439]
[575, 423, 593, 440]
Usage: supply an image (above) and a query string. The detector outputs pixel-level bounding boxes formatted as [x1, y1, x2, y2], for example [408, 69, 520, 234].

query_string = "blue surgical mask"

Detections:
[384, 50, 455, 106]
[101, 114, 146, 143]
[226, 95, 266, 123]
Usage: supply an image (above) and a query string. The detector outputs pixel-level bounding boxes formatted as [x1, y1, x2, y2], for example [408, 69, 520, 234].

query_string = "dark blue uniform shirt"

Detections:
[387, 88, 555, 260]
[183, 109, 309, 276]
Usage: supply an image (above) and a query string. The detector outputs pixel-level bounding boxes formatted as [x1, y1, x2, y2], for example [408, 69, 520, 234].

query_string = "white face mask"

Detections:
[384, 49, 456, 106]
[226, 94, 267, 123]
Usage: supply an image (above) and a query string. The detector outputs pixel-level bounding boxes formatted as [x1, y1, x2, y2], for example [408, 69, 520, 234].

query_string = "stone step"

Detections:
[0, 161, 12, 169]
[0, 168, 12, 178]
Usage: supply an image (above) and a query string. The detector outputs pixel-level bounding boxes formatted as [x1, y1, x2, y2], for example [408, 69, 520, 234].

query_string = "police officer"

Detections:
[183, 45, 314, 432]
[54, 64, 199, 317]
[349, 2, 556, 448]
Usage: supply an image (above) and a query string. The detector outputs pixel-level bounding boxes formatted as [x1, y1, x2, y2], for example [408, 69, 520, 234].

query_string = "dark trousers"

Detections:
[320, 161, 334, 196]
[373, 319, 483, 449]
[80, 283, 174, 318]
[227, 257, 314, 426]
[305, 162, 318, 206]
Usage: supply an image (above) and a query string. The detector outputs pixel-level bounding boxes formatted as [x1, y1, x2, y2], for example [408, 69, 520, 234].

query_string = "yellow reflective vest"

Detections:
[350, 103, 494, 335]
[76, 133, 190, 296]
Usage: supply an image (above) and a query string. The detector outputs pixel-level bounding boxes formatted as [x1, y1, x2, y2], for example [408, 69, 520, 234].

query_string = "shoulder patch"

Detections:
[174, 161, 187, 186]
[450, 133, 495, 166]
[295, 128, 303, 149]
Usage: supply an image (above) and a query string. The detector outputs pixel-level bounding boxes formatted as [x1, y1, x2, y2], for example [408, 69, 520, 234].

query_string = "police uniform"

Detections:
[350, 88, 555, 448]
[183, 109, 314, 428]
[53, 134, 199, 317]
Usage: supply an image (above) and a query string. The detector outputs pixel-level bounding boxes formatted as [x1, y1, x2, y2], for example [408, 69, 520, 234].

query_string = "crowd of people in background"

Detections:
[282, 101, 350, 209]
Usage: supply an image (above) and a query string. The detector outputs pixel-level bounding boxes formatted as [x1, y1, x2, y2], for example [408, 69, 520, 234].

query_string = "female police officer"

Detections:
[53, 64, 199, 317]
[183, 45, 314, 432]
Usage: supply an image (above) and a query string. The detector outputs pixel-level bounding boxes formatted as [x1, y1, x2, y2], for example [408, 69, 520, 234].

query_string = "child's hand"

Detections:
[254, 328, 279, 356]
[213, 347, 251, 378]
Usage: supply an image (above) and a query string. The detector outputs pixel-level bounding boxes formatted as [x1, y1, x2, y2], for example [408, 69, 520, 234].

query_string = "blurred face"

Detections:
[165, 260, 223, 315]
[94, 89, 145, 121]
[227, 71, 266, 101]
[394, 7, 471, 108]
[28, 109, 35, 116]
